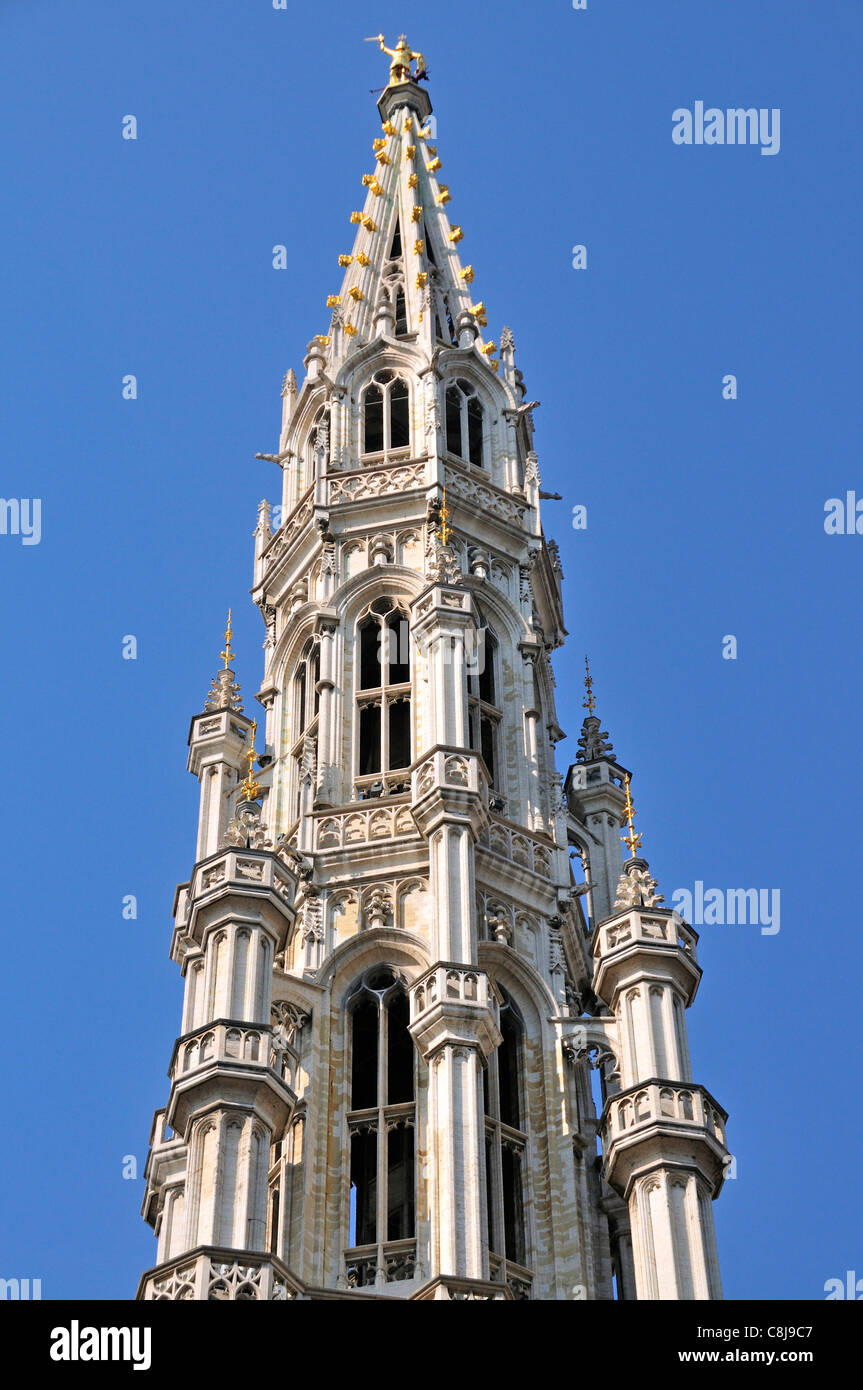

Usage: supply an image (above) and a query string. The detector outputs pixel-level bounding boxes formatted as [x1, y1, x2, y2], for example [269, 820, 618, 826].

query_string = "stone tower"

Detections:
[138, 42, 729, 1302]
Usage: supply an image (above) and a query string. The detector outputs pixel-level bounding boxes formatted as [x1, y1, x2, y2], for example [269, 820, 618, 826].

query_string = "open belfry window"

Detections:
[290, 639, 320, 820]
[484, 988, 532, 1296]
[361, 370, 410, 458]
[355, 598, 411, 795]
[468, 625, 501, 788]
[445, 377, 485, 467]
[346, 968, 416, 1288]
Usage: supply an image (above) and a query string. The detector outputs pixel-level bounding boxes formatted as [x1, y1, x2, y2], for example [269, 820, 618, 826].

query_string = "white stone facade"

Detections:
[138, 70, 728, 1302]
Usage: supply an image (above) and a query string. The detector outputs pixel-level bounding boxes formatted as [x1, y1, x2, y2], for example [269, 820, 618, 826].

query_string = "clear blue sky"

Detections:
[1, 0, 860, 1300]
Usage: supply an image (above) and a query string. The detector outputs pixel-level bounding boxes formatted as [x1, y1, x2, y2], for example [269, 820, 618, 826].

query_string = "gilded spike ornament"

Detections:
[621, 773, 643, 859]
[583, 654, 596, 714]
[239, 719, 263, 804]
[220, 609, 235, 670]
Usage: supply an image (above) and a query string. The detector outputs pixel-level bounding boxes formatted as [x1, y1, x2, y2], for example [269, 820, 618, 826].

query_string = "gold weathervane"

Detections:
[583, 654, 596, 715]
[365, 33, 428, 86]
[220, 609, 235, 670]
[239, 719, 263, 803]
[621, 774, 643, 859]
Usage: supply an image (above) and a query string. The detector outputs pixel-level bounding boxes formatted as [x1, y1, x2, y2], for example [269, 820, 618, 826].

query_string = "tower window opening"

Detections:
[468, 626, 501, 789]
[394, 287, 408, 336]
[289, 639, 321, 821]
[356, 599, 412, 794]
[361, 371, 411, 458]
[346, 969, 417, 1284]
[485, 988, 531, 1291]
[445, 378, 485, 466]
[389, 220, 403, 259]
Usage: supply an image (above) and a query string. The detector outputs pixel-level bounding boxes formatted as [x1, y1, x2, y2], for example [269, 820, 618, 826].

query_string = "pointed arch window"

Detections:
[302, 404, 329, 490]
[468, 625, 501, 789]
[485, 988, 532, 1295]
[289, 639, 321, 820]
[394, 286, 408, 336]
[445, 378, 485, 467]
[346, 968, 416, 1288]
[356, 598, 412, 796]
[362, 370, 410, 459]
[389, 220, 403, 259]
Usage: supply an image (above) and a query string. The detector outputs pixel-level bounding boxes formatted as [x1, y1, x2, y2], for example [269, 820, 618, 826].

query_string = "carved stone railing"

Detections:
[329, 459, 425, 505]
[412, 747, 486, 802]
[313, 801, 419, 852]
[489, 1253, 534, 1301]
[410, 964, 492, 1023]
[343, 1239, 418, 1290]
[593, 910, 699, 966]
[170, 1019, 275, 1082]
[478, 817, 557, 881]
[259, 486, 315, 580]
[603, 1080, 727, 1149]
[186, 845, 294, 911]
[444, 463, 528, 530]
[138, 1247, 304, 1301]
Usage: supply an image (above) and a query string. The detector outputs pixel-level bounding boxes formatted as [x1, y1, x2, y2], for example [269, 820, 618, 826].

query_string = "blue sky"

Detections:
[0, 0, 860, 1300]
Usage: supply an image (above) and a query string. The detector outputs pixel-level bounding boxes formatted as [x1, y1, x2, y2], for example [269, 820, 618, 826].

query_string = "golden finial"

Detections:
[621, 774, 643, 859]
[220, 609, 235, 670]
[583, 654, 596, 714]
[239, 718, 263, 803]
[439, 489, 452, 547]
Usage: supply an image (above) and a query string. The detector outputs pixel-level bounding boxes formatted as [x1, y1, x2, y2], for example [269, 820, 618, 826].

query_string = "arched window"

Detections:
[468, 626, 501, 789]
[394, 286, 408, 336]
[346, 968, 416, 1287]
[289, 640, 320, 820]
[355, 598, 411, 796]
[445, 378, 484, 467]
[484, 988, 530, 1292]
[362, 371, 410, 458]
[303, 405, 329, 489]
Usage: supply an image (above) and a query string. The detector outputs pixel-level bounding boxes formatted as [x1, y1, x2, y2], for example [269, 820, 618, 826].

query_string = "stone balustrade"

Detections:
[594, 910, 699, 966]
[603, 1080, 727, 1148]
[170, 1019, 275, 1082]
[189, 848, 295, 910]
[409, 963, 491, 1023]
[139, 1248, 304, 1301]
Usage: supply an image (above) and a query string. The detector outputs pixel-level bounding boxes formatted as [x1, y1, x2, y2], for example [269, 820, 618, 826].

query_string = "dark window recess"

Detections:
[394, 288, 408, 336]
[387, 990, 414, 1103]
[389, 701, 411, 770]
[360, 619, 382, 690]
[502, 1146, 525, 1265]
[480, 716, 496, 786]
[389, 221, 402, 258]
[446, 386, 462, 456]
[352, 997, 379, 1108]
[479, 633, 495, 705]
[425, 231, 437, 265]
[386, 612, 410, 684]
[312, 646, 321, 717]
[296, 665, 307, 734]
[350, 1130, 378, 1246]
[498, 1011, 521, 1130]
[364, 384, 384, 454]
[390, 378, 410, 449]
[386, 1126, 415, 1241]
[269, 1188, 280, 1255]
[468, 395, 484, 466]
[434, 314, 445, 342]
[359, 702, 382, 775]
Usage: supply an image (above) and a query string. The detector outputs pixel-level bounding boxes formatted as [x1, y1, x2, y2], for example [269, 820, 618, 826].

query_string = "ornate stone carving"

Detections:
[576, 715, 615, 764]
[613, 858, 665, 910]
[204, 668, 243, 713]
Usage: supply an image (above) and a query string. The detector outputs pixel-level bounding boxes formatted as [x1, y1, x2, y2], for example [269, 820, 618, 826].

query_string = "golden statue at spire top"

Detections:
[366, 33, 428, 86]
